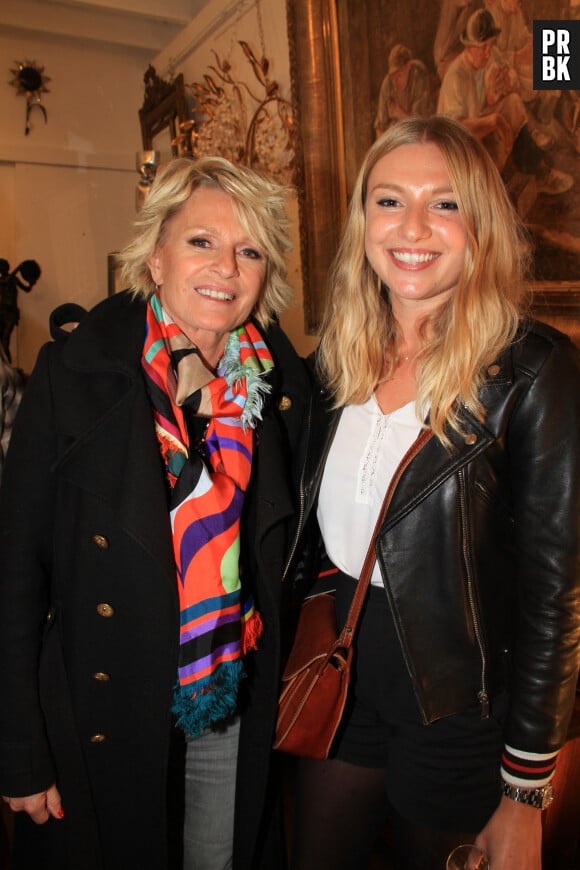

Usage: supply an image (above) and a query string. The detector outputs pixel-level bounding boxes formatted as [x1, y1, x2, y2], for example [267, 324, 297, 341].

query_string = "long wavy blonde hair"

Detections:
[317, 115, 532, 444]
[118, 156, 293, 328]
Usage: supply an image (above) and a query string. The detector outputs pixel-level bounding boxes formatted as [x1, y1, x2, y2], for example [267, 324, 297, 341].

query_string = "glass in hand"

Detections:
[446, 844, 490, 869]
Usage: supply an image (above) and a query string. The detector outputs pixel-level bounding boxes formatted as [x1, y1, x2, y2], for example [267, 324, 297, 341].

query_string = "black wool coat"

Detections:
[0, 291, 310, 870]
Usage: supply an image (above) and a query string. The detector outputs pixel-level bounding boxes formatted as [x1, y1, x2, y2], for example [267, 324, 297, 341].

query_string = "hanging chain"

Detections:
[227, 0, 266, 60]
[227, 0, 244, 59]
[226, 0, 263, 60]
[255, 0, 267, 59]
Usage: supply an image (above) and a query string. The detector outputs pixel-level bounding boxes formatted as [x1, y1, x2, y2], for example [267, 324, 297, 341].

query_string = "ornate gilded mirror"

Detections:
[139, 66, 189, 162]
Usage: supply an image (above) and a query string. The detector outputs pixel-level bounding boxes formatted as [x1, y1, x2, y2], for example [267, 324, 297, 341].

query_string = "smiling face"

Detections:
[147, 185, 267, 365]
[364, 142, 468, 320]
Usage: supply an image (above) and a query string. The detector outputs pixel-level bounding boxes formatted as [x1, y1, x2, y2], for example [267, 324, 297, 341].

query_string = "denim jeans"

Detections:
[182, 716, 240, 870]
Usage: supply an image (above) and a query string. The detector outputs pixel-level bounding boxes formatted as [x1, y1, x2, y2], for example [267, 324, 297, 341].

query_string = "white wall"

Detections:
[0, 31, 149, 371]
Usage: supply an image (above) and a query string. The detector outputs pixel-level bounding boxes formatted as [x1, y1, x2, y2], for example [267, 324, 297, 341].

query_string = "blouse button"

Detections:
[90, 734, 106, 743]
[93, 534, 109, 549]
[464, 433, 477, 446]
[96, 603, 114, 618]
[93, 672, 111, 682]
[487, 364, 501, 377]
[278, 395, 292, 411]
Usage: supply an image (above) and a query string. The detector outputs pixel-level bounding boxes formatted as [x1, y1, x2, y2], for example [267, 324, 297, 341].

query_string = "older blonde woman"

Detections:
[0, 156, 309, 870]
[288, 116, 580, 870]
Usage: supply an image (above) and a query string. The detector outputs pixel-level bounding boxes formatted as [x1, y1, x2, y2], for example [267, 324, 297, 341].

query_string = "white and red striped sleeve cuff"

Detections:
[501, 743, 558, 788]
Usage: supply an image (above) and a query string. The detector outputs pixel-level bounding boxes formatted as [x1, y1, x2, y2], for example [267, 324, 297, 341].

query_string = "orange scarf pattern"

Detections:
[142, 293, 272, 735]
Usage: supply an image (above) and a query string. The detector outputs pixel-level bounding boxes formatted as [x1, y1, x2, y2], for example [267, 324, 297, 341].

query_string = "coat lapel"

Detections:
[383, 354, 516, 530]
[56, 292, 176, 584]
[56, 381, 175, 580]
[307, 345, 517, 534]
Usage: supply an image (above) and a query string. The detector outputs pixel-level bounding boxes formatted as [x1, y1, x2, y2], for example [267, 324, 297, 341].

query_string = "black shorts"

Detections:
[331, 572, 506, 831]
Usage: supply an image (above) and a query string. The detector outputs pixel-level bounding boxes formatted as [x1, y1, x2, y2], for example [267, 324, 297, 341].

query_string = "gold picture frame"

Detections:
[530, 283, 580, 347]
[286, 0, 580, 341]
[286, 0, 345, 333]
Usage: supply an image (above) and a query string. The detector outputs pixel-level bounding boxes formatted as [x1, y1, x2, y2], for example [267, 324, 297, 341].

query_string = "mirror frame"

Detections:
[139, 66, 189, 158]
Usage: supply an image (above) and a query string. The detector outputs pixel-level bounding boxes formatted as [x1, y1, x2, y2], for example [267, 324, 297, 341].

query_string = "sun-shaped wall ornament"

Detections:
[9, 59, 50, 135]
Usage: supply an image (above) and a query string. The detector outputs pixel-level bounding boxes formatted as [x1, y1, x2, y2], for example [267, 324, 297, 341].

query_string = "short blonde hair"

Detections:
[118, 156, 293, 328]
[318, 115, 532, 444]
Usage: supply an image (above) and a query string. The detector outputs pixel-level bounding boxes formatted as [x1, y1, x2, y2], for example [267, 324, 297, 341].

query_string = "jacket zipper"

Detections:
[458, 466, 490, 718]
[282, 394, 342, 584]
[281, 396, 312, 583]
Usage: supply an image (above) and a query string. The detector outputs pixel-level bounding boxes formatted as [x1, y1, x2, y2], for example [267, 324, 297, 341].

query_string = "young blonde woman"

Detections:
[287, 116, 580, 870]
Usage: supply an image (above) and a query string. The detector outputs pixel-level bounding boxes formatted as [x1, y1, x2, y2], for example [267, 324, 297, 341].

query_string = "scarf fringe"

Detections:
[223, 332, 272, 430]
[241, 609, 263, 654]
[172, 660, 245, 738]
[241, 370, 271, 429]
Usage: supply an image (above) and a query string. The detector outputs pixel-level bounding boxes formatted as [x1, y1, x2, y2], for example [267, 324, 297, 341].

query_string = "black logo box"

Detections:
[533, 20, 580, 89]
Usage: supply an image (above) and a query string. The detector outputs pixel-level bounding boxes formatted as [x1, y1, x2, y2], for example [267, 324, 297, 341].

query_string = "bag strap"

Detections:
[336, 428, 432, 649]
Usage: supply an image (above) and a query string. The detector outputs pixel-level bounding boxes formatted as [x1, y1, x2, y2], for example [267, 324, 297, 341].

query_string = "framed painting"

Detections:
[287, 0, 580, 336]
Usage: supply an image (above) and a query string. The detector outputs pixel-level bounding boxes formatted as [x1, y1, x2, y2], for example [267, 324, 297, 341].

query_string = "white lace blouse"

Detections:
[317, 396, 421, 587]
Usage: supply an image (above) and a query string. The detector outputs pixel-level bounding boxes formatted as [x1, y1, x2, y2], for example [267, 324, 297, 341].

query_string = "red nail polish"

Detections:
[57, 808, 65, 819]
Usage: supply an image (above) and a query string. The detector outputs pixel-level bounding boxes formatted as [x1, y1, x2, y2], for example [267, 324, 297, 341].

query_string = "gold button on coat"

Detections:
[487, 364, 501, 377]
[92, 534, 109, 549]
[90, 734, 106, 743]
[278, 395, 292, 411]
[465, 433, 477, 446]
[93, 672, 111, 682]
[96, 603, 114, 618]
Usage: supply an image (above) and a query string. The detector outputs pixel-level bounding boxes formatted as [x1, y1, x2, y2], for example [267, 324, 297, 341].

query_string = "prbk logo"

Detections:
[533, 20, 580, 89]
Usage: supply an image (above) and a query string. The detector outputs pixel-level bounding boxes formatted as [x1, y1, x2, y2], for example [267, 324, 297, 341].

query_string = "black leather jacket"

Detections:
[287, 320, 580, 756]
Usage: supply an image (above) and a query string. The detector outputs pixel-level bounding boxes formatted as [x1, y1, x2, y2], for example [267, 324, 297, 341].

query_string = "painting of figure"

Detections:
[336, 0, 580, 283]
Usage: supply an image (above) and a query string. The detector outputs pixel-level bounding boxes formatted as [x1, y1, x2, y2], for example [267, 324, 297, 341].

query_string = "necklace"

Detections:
[383, 350, 417, 383]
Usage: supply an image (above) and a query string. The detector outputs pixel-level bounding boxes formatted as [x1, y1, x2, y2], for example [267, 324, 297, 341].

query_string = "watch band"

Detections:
[501, 781, 554, 810]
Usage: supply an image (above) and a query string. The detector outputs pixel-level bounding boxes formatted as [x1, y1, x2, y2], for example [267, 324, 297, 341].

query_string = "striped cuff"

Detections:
[501, 743, 558, 788]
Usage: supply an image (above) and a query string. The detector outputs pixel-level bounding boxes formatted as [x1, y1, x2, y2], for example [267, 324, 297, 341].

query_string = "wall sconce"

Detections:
[9, 59, 50, 135]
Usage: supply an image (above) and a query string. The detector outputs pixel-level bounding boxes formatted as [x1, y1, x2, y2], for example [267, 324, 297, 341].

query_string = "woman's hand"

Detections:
[475, 795, 542, 870]
[2, 783, 64, 824]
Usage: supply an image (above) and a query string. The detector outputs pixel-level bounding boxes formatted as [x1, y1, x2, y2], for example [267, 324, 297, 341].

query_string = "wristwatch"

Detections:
[501, 781, 555, 810]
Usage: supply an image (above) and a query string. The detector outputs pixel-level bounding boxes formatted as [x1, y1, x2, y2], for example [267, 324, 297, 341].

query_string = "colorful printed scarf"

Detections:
[142, 293, 273, 736]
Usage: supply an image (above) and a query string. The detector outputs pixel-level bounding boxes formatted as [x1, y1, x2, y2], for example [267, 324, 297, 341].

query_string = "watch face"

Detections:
[541, 783, 554, 809]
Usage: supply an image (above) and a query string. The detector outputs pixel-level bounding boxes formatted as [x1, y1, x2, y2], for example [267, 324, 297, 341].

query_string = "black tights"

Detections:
[290, 757, 479, 870]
